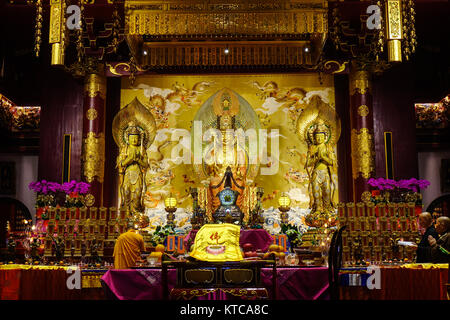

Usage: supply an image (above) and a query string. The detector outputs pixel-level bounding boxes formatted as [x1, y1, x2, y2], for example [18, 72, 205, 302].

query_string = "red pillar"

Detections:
[349, 66, 376, 202]
[81, 65, 106, 207]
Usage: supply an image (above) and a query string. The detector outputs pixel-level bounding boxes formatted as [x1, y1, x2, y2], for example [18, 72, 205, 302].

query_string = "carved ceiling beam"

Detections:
[124, 0, 329, 69]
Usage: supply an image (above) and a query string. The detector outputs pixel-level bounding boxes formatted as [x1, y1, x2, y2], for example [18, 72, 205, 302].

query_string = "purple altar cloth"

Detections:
[239, 229, 274, 252]
[101, 267, 329, 300]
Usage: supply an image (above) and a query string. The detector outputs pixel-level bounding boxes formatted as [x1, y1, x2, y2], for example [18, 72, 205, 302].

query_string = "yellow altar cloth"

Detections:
[190, 223, 243, 262]
[402, 263, 448, 269]
[0, 264, 71, 270]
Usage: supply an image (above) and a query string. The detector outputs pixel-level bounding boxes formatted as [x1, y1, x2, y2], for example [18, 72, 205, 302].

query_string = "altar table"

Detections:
[101, 267, 330, 300]
[0, 264, 106, 300]
[339, 264, 449, 300]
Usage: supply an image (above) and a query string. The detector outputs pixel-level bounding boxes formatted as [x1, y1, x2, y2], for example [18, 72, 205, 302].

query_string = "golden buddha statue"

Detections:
[192, 88, 262, 223]
[305, 123, 337, 217]
[296, 95, 341, 228]
[117, 124, 148, 214]
[112, 98, 156, 216]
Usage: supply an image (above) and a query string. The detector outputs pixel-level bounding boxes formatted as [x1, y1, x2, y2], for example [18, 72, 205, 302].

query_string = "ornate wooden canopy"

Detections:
[124, 0, 328, 69]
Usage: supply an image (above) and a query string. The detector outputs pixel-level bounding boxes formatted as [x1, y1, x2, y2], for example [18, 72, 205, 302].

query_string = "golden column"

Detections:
[349, 65, 376, 202]
[49, 0, 66, 66]
[81, 64, 106, 207]
[385, 0, 403, 63]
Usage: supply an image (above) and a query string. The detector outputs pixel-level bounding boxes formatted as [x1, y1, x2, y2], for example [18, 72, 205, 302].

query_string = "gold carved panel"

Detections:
[351, 128, 375, 179]
[386, 0, 402, 40]
[358, 105, 369, 117]
[82, 132, 105, 183]
[349, 70, 372, 95]
[84, 74, 106, 99]
[49, 0, 62, 44]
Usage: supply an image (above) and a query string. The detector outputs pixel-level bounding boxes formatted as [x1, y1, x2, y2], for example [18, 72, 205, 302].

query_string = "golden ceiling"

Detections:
[124, 0, 328, 69]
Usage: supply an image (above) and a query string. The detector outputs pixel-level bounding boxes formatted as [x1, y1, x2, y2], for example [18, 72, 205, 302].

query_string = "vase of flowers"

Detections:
[61, 180, 91, 208]
[367, 178, 430, 205]
[28, 180, 63, 219]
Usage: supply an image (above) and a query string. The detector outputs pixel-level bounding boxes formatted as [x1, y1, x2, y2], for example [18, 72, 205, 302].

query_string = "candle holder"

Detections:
[390, 217, 399, 232]
[374, 246, 382, 262]
[109, 207, 118, 220]
[369, 216, 377, 232]
[68, 220, 76, 235]
[98, 220, 106, 235]
[64, 238, 72, 257]
[77, 221, 85, 235]
[99, 207, 107, 220]
[44, 236, 52, 257]
[348, 217, 356, 232]
[79, 207, 87, 220]
[356, 202, 366, 218]
[397, 203, 406, 217]
[338, 203, 346, 218]
[108, 221, 117, 239]
[366, 202, 376, 217]
[47, 220, 55, 235]
[339, 217, 347, 229]
[342, 246, 351, 265]
[59, 207, 67, 221]
[84, 237, 93, 257]
[70, 208, 77, 220]
[57, 222, 66, 235]
[119, 209, 127, 220]
[377, 203, 387, 217]
[399, 216, 408, 232]
[89, 221, 96, 235]
[346, 202, 355, 217]
[342, 230, 349, 246]
[89, 207, 98, 220]
[118, 221, 126, 234]
[74, 238, 82, 257]
[387, 203, 396, 217]
[49, 207, 57, 220]
[406, 202, 416, 218]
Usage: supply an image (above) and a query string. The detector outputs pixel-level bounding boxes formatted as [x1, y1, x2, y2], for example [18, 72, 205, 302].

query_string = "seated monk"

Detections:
[428, 216, 450, 263]
[113, 221, 145, 269]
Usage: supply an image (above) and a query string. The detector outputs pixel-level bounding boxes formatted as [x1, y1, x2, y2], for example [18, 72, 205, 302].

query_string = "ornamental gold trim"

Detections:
[82, 132, 105, 183]
[125, 1, 328, 36]
[361, 191, 372, 203]
[86, 108, 98, 121]
[49, 0, 62, 44]
[84, 74, 106, 99]
[349, 70, 372, 95]
[358, 105, 369, 117]
[351, 128, 375, 179]
[386, 0, 402, 40]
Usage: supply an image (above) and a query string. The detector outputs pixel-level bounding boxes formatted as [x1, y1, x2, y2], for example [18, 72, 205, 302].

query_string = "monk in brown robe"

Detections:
[113, 222, 145, 269]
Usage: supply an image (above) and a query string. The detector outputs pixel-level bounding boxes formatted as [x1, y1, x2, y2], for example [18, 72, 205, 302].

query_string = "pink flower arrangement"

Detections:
[29, 180, 90, 195]
[61, 180, 90, 195]
[28, 180, 62, 194]
[367, 177, 430, 192]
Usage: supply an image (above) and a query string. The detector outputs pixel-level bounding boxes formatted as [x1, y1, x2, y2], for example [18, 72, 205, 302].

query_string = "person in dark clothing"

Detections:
[415, 212, 439, 263]
[429, 216, 450, 263]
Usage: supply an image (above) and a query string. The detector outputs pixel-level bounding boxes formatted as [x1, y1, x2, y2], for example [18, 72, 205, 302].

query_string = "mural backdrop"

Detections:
[120, 74, 337, 233]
